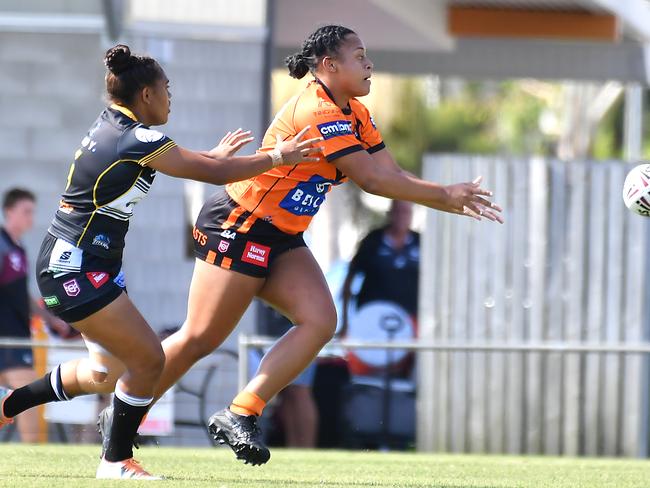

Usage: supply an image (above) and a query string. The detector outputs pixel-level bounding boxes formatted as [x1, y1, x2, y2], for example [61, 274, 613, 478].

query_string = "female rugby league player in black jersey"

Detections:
[0, 44, 322, 480]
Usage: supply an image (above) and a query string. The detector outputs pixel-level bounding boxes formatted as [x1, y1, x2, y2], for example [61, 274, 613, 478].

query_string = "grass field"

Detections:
[1, 444, 649, 487]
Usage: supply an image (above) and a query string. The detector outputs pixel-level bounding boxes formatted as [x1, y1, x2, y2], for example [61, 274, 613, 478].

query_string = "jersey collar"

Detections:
[110, 103, 139, 122]
[313, 78, 352, 115]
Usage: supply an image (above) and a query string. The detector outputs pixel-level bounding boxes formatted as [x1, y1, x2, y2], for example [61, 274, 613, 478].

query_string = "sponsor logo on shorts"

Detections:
[92, 234, 110, 250]
[218, 240, 230, 253]
[59, 251, 72, 262]
[193, 226, 208, 247]
[317, 120, 353, 140]
[86, 271, 109, 289]
[241, 241, 270, 268]
[220, 230, 237, 240]
[113, 271, 126, 289]
[63, 279, 81, 297]
[43, 295, 60, 307]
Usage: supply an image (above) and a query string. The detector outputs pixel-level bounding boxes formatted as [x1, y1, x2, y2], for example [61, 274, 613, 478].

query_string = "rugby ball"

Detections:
[623, 164, 650, 216]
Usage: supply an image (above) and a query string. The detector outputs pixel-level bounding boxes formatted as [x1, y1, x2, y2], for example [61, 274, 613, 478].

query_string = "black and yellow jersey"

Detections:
[48, 104, 176, 259]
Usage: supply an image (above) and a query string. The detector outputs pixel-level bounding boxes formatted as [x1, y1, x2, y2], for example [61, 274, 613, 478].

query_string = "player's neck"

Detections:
[316, 76, 350, 111]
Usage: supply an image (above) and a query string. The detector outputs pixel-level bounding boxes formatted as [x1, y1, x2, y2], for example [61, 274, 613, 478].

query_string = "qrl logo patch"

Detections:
[86, 272, 109, 289]
[218, 240, 230, 253]
[317, 120, 353, 140]
[241, 242, 270, 268]
[63, 279, 81, 297]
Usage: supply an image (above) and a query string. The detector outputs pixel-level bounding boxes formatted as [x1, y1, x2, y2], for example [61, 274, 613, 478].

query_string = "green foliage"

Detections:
[382, 79, 546, 174]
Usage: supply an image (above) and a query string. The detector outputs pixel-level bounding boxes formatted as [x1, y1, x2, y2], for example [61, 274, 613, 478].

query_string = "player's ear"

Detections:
[140, 85, 152, 105]
[322, 56, 337, 73]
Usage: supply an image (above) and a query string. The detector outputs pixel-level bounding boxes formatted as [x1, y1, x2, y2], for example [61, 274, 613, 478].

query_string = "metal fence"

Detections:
[0, 338, 238, 446]
[418, 155, 650, 457]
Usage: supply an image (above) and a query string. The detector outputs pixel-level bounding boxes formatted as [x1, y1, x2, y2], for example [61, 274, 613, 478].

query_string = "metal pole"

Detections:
[238, 334, 250, 392]
[260, 0, 275, 129]
[624, 83, 643, 161]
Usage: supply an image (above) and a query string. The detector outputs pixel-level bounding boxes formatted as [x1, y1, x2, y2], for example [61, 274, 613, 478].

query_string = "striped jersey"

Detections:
[49, 104, 176, 259]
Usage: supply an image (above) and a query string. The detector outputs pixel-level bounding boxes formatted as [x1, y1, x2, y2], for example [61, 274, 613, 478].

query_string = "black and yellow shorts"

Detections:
[193, 188, 306, 278]
[36, 233, 125, 323]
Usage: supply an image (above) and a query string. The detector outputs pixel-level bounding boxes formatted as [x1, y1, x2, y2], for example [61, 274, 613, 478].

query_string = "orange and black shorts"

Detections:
[193, 188, 307, 278]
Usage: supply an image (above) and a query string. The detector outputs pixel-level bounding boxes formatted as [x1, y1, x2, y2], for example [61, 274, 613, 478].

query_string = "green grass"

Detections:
[1, 444, 650, 487]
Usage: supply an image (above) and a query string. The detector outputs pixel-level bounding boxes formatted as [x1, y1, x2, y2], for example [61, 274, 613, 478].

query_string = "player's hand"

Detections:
[444, 176, 504, 223]
[209, 128, 255, 159]
[274, 126, 324, 165]
[49, 317, 72, 337]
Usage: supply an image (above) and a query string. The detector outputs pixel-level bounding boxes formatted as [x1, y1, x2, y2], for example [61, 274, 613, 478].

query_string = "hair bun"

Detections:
[285, 52, 310, 79]
[104, 44, 133, 75]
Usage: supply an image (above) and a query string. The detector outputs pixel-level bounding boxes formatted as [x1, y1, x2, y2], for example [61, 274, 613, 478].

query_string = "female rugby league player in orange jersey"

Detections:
[108, 25, 502, 466]
[0, 44, 322, 479]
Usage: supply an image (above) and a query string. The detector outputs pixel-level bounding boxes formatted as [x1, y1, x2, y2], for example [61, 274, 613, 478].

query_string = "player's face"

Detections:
[334, 34, 373, 97]
[4, 199, 35, 235]
[148, 76, 171, 126]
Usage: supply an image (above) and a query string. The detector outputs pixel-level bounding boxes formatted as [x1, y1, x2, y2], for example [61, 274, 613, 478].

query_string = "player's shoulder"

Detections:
[117, 122, 172, 159]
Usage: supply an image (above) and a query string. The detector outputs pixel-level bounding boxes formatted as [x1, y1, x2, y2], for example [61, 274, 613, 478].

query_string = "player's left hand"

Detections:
[210, 128, 255, 158]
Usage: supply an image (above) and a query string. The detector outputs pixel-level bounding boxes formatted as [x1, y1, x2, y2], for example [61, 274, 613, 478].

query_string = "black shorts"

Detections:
[36, 233, 126, 323]
[0, 347, 33, 373]
[193, 188, 307, 278]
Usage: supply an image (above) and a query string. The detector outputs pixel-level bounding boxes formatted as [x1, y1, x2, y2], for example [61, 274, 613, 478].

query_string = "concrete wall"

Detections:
[0, 5, 266, 445]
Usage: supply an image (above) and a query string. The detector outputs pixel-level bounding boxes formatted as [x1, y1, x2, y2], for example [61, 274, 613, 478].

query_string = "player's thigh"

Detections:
[71, 292, 162, 370]
[183, 258, 264, 347]
[2, 367, 38, 389]
[257, 247, 337, 331]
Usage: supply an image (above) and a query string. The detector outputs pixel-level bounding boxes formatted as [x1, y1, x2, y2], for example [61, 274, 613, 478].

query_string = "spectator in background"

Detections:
[341, 200, 419, 377]
[0, 188, 70, 442]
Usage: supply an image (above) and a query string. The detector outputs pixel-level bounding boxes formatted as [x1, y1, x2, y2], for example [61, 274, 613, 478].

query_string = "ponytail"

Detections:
[284, 25, 356, 79]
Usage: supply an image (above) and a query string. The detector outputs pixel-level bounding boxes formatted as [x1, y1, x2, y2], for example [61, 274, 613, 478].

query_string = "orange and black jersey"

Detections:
[226, 79, 384, 235]
[49, 104, 176, 259]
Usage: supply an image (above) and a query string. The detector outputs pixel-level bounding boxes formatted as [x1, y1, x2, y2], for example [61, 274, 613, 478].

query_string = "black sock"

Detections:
[3, 364, 71, 418]
[105, 393, 151, 462]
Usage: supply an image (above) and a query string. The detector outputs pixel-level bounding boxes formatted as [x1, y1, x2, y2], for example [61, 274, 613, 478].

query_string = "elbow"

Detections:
[358, 172, 385, 195]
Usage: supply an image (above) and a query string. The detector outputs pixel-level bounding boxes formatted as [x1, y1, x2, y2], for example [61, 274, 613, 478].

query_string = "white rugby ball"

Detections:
[623, 164, 650, 216]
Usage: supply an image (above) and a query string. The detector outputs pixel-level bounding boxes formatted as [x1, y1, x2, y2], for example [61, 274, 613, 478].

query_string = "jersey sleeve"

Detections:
[118, 126, 177, 167]
[356, 103, 385, 155]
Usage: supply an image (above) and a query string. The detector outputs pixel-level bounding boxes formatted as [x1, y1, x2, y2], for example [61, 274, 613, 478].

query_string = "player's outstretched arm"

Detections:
[334, 148, 504, 223]
[147, 126, 323, 185]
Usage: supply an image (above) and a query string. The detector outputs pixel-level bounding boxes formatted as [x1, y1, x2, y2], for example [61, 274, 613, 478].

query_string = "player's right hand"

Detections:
[445, 176, 504, 223]
[275, 126, 324, 164]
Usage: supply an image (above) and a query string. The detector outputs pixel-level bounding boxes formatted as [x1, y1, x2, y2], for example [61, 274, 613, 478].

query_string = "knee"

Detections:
[177, 329, 220, 361]
[298, 306, 337, 343]
[134, 342, 165, 378]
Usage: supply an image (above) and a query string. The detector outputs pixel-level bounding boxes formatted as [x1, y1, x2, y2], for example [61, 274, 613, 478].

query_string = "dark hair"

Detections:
[104, 44, 164, 105]
[3, 188, 35, 210]
[285, 25, 356, 79]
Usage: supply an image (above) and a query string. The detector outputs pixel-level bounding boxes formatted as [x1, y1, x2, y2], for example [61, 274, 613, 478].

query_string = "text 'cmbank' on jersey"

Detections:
[49, 104, 176, 259]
